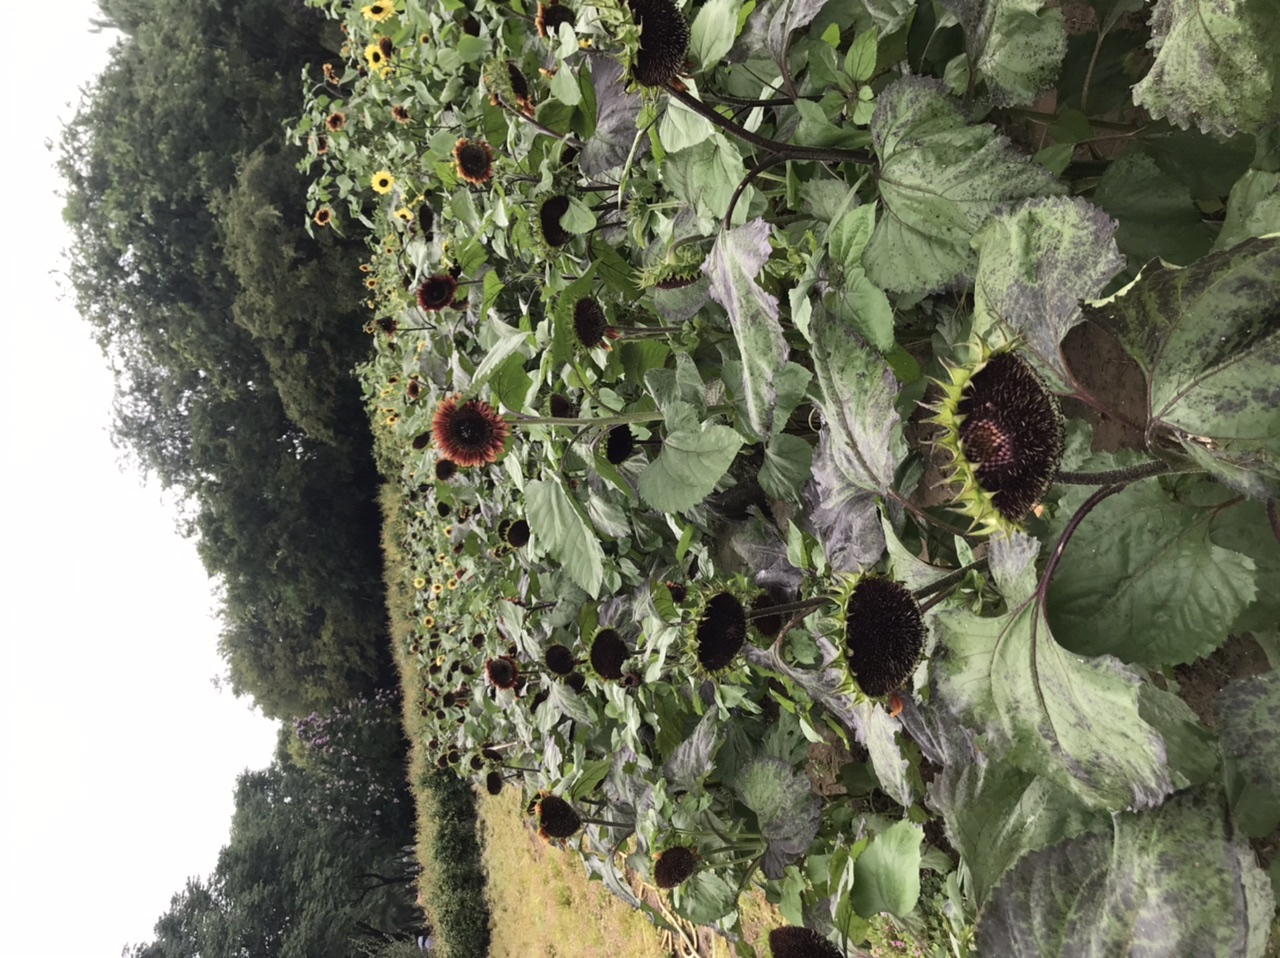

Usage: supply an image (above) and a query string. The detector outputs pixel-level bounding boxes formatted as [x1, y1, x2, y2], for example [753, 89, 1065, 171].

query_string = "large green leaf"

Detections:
[1092, 152, 1211, 270]
[807, 306, 906, 570]
[734, 0, 832, 61]
[524, 478, 606, 598]
[864, 78, 1064, 295]
[971, 196, 1123, 387]
[703, 218, 789, 439]
[1046, 479, 1257, 667]
[935, 537, 1174, 810]
[734, 756, 822, 878]
[939, 0, 1065, 106]
[849, 820, 923, 918]
[977, 787, 1276, 957]
[1084, 236, 1280, 497]
[1216, 670, 1280, 837]
[929, 748, 1105, 905]
[1210, 499, 1280, 635]
[1132, 0, 1280, 138]
[1214, 170, 1280, 251]
[637, 420, 745, 513]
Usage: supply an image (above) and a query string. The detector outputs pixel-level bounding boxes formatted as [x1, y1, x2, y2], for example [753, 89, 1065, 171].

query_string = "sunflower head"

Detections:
[325, 111, 346, 132]
[549, 393, 577, 418]
[653, 845, 699, 889]
[453, 138, 495, 186]
[627, 0, 689, 87]
[589, 627, 628, 680]
[545, 643, 576, 675]
[417, 274, 459, 312]
[694, 591, 747, 672]
[485, 655, 521, 690]
[603, 424, 635, 464]
[573, 297, 614, 349]
[504, 519, 531, 548]
[486, 770, 504, 795]
[840, 575, 925, 698]
[930, 346, 1065, 535]
[313, 207, 333, 227]
[432, 395, 510, 467]
[768, 926, 842, 958]
[371, 170, 395, 194]
[538, 194, 573, 248]
[361, 2, 395, 21]
[391, 104, 411, 123]
[536, 1, 575, 38]
[536, 793, 582, 841]
[484, 58, 536, 116]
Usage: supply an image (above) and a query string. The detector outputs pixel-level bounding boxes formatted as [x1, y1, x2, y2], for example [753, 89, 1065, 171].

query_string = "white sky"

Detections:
[0, 6, 281, 955]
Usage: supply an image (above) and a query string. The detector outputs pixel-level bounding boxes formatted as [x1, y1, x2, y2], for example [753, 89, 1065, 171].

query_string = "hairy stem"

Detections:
[1054, 460, 1172, 485]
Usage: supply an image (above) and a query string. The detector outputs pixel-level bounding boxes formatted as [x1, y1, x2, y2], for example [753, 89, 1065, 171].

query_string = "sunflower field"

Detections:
[293, 0, 1280, 954]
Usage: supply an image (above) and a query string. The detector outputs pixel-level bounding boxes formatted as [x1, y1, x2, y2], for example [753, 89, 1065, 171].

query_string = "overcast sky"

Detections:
[0, 7, 281, 955]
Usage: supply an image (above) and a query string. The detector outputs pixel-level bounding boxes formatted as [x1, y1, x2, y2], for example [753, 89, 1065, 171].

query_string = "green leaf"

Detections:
[970, 196, 1123, 387]
[846, 29, 877, 82]
[827, 202, 876, 268]
[663, 134, 747, 223]
[930, 750, 1105, 905]
[490, 352, 532, 410]
[548, 64, 582, 106]
[471, 319, 532, 388]
[849, 821, 923, 918]
[825, 267, 895, 352]
[672, 869, 739, 924]
[525, 478, 606, 597]
[939, 0, 1065, 105]
[759, 433, 814, 503]
[658, 93, 715, 153]
[736, 0, 833, 61]
[735, 756, 822, 878]
[1083, 236, 1280, 497]
[860, 700, 920, 806]
[637, 421, 745, 513]
[1214, 170, 1280, 251]
[703, 218, 788, 439]
[663, 709, 721, 791]
[1092, 152, 1211, 270]
[1132, 0, 1280, 138]
[1210, 499, 1280, 635]
[560, 195, 597, 234]
[864, 78, 1064, 294]
[580, 55, 646, 176]
[1216, 670, 1280, 837]
[455, 33, 489, 63]
[690, 0, 743, 68]
[1045, 479, 1257, 667]
[977, 787, 1275, 957]
[936, 544, 1176, 810]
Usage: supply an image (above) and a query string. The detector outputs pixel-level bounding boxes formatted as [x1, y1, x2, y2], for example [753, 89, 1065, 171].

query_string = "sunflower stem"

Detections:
[911, 557, 989, 601]
[746, 596, 831, 620]
[1054, 460, 1172, 485]
[580, 815, 635, 829]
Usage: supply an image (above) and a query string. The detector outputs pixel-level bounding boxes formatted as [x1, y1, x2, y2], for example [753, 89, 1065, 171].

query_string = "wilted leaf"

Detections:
[1046, 479, 1257, 667]
[1132, 0, 1280, 138]
[580, 56, 647, 176]
[863, 78, 1064, 294]
[939, 0, 1066, 105]
[734, 0, 832, 61]
[977, 787, 1275, 957]
[525, 478, 606, 597]
[1216, 670, 1280, 837]
[971, 196, 1124, 387]
[664, 709, 721, 792]
[1084, 236, 1280, 497]
[703, 218, 788, 438]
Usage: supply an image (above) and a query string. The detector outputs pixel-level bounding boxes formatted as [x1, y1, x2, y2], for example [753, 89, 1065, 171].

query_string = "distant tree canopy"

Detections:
[125, 715, 420, 958]
[60, 0, 391, 717]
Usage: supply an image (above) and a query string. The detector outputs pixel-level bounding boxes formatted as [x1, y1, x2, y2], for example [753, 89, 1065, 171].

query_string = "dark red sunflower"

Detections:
[604, 424, 635, 464]
[536, 794, 582, 840]
[767, 927, 842, 958]
[432, 395, 510, 467]
[844, 576, 925, 697]
[536, 1, 575, 38]
[453, 138, 495, 186]
[417, 274, 459, 311]
[391, 104, 411, 123]
[628, 0, 689, 87]
[589, 628, 628, 680]
[695, 593, 747, 672]
[654, 846, 698, 888]
[539, 194, 573, 247]
[573, 297, 614, 348]
[485, 655, 521, 690]
[325, 111, 347, 132]
[544, 644, 576, 675]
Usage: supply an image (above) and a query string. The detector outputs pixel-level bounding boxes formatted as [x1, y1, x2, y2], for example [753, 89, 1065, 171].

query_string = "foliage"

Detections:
[59, 0, 388, 718]
[299, 0, 1280, 954]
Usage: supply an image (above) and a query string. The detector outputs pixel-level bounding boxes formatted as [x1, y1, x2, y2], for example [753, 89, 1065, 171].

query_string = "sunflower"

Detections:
[313, 207, 333, 227]
[842, 576, 925, 698]
[486, 771, 504, 795]
[453, 138, 495, 186]
[325, 111, 346, 132]
[538, 194, 573, 247]
[485, 655, 521, 689]
[768, 927, 842, 958]
[573, 297, 612, 349]
[535, 794, 582, 840]
[504, 519, 531, 547]
[432, 395, 511, 467]
[548, 393, 577, 418]
[391, 104, 411, 123]
[628, 0, 690, 87]
[378, 35, 395, 57]
[654, 846, 698, 888]
[435, 459, 458, 481]
[536, 1, 575, 38]
[695, 593, 747, 672]
[361, 2, 395, 21]
[416, 274, 459, 311]
[365, 43, 387, 69]
[931, 348, 1064, 535]
[395, 207, 414, 222]
[544, 644, 576, 675]
[322, 62, 341, 85]
[603, 424, 635, 464]
[313, 135, 329, 155]
[371, 170, 395, 194]
[589, 627, 628, 680]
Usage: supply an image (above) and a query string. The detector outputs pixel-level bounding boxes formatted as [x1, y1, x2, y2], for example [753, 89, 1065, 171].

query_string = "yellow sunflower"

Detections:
[361, 2, 395, 21]
[395, 207, 414, 221]
[371, 170, 395, 194]
[414, 576, 427, 590]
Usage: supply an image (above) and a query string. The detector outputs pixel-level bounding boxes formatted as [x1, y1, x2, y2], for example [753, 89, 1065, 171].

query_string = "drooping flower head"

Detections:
[589, 627, 628, 680]
[932, 348, 1064, 535]
[549, 393, 577, 418]
[843, 576, 925, 698]
[486, 770, 504, 795]
[391, 104, 411, 123]
[536, 793, 582, 840]
[768, 926, 842, 958]
[627, 0, 689, 87]
[453, 138, 495, 186]
[603, 424, 635, 464]
[432, 395, 510, 467]
[654, 845, 698, 888]
[435, 458, 458, 481]
[695, 592, 747, 672]
[536, 1, 575, 38]
[416, 274, 459, 311]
